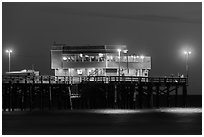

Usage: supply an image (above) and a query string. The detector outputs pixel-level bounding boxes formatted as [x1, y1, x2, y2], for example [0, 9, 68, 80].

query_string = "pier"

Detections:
[2, 75, 187, 111]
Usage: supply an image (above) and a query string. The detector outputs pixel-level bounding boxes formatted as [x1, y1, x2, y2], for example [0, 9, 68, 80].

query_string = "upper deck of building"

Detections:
[51, 44, 151, 70]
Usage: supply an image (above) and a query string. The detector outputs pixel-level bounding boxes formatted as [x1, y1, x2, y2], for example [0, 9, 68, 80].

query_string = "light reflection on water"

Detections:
[159, 108, 202, 113]
[91, 109, 142, 114]
[3, 107, 202, 135]
[86, 107, 202, 114]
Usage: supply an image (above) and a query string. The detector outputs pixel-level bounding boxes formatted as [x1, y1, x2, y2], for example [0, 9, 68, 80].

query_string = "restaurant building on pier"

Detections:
[51, 44, 151, 77]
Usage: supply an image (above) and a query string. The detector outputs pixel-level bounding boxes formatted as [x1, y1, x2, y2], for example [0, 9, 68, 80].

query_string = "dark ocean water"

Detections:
[2, 108, 202, 135]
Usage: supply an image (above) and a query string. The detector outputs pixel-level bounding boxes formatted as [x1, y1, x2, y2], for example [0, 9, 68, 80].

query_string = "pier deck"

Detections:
[2, 76, 188, 111]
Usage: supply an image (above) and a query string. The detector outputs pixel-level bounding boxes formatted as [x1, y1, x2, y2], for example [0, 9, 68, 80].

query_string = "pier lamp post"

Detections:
[6, 49, 12, 72]
[123, 50, 129, 74]
[140, 55, 144, 62]
[117, 49, 121, 76]
[62, 56, 68, 77]
[184, 51, 191, 79]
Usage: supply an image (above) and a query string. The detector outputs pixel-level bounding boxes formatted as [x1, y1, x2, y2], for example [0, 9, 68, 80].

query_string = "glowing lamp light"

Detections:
[184, 51, 191, 55]
[117, 49, 121, 52]
[6, 49, 12, 53]
[5, 49, 13, 72]
[140, 55, 144, 59]
[123, 50, 128, 53]
[79, 53, 83, 57]
[98, 53, 103, 57]
[62, 56, 67, 61]
[77, 69, 83, 75]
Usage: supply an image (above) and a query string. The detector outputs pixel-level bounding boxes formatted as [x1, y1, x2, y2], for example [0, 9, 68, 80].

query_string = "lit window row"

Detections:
[62, 54, 145, 62]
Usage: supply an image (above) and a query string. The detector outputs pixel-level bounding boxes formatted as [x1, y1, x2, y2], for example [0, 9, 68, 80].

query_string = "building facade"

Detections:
[51, 44, 151, 77]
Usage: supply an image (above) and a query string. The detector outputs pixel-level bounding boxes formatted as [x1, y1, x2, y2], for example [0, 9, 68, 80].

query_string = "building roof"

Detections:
[51, 45, 127, 54]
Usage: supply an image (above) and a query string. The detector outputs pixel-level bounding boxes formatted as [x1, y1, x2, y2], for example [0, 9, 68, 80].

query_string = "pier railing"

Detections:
[2, 75, 187, 84]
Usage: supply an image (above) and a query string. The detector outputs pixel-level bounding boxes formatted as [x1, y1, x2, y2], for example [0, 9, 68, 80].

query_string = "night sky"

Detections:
[2, 2, 202, 94]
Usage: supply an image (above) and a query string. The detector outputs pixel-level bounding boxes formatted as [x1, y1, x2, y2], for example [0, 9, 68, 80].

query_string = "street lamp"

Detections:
[62, 56, 68, 78]
[140, 55, 144, 62]
[184, 51, 191, 79]
[6, 49, 12, 72]
[123, 50, 129, 74]
[117, 49, 121, 76]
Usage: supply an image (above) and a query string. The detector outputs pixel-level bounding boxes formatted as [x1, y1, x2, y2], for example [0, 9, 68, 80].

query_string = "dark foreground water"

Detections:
[2, 108, 202, 135]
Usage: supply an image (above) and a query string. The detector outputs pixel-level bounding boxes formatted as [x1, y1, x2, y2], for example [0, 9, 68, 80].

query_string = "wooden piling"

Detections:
[183, 84, 187, 107]
[156, 85, 160, 108]
[68, 86, 73, 110]
[138, 84, 143, 109]
[166, 85, 170, 107]
[105, 83, 108, 108]
[58, 84, 62, 110]
[8, 82, 12, 111]
[133, 85, 137, 109]
[2, 84, 6, 111]
[40, 76, 43, 111]
[29, 84, 33, 111]
[49, 85, 52, 110]
[11, 83, 14, 111]
[114, 84, 117, 108]
[23, 77, 28, 111]
[147, 84, 152, 108]
[32, 76, 35, 109]
[48, 76, 52, 110]
[21, 84, 25, 111]
[175, 85, 178, 107]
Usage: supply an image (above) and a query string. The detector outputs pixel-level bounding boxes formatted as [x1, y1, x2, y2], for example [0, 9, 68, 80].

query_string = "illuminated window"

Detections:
[76, 55, 83, 62]
[62, 56, 67, 61]
[90, 56, 97, 62]
[98, 53, 103, 57]
[84, 55, 90, 62]
[107, 56, 113, 61]
[77, 69, 83, 75]
[99, 57, 105, 62]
